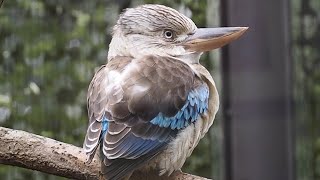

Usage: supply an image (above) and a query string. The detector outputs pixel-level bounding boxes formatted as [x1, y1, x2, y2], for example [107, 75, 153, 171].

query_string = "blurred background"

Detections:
[0, 0, 319, 180]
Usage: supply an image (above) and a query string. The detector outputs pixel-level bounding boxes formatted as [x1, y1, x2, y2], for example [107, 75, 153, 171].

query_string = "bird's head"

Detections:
[108, 4, 248, 63]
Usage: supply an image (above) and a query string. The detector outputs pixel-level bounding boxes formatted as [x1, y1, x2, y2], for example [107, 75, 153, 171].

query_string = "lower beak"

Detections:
[183, 27, 248, 52]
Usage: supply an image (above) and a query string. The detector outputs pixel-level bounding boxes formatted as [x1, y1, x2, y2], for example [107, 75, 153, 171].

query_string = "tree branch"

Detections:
[0, 127, 209, 180]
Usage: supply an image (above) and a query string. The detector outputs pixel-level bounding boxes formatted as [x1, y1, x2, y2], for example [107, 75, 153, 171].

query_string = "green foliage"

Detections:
[0, 0, 217, 179]
[0, 0, 109, 179]
[292, 0, 320, 179]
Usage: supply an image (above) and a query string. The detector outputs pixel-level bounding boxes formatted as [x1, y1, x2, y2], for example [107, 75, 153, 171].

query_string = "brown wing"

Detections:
[83, 56, 132, 159]
[83, 55, 196, 179]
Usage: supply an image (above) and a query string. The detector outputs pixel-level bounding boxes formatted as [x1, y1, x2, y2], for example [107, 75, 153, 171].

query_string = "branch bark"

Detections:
[0, 127, 209, 180]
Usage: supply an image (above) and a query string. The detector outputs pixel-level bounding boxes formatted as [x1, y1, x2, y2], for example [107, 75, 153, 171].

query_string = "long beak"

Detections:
[183, 27, 248, 52]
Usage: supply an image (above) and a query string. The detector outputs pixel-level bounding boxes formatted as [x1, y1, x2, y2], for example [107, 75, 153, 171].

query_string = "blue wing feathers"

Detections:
[99, 85, 208, 170]
[102, 116, 108, 131]
[116, 136, 163, 159]
[101, 116, 109, 139]
[101, 85, 208, 145]
[150, 85, 209, 130]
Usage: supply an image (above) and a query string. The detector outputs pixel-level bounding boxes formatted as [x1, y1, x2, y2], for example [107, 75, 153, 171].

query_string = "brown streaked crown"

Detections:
[115, 4, 197, 36]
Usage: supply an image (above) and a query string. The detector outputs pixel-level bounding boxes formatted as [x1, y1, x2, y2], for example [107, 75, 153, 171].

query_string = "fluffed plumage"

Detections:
[83, 4, 247, 180]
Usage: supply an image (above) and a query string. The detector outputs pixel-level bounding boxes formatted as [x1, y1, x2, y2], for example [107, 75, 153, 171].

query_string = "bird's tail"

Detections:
[100, 150, 161, 180]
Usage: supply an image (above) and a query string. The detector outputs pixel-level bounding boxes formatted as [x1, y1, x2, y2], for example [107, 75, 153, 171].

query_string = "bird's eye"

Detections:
[164, 30, 174, 39]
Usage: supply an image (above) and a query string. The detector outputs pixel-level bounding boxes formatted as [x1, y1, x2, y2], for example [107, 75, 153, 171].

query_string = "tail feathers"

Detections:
[101, 146, 165, 180]
[86, 145, 99, 163]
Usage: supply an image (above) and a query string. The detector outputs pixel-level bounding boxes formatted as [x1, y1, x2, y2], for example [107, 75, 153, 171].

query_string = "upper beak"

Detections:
[183, 27, 248, 52]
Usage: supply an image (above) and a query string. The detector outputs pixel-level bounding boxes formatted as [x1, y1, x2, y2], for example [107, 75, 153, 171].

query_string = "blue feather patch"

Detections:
[150, 85, 209, 130]
[102, 116, 109, 136]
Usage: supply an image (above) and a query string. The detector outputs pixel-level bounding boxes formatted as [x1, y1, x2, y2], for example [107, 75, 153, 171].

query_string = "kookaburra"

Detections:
[83, 4, 247, 180]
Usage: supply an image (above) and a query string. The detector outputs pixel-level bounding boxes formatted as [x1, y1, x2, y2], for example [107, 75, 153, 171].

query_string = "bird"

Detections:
[83, 4, 247, 180]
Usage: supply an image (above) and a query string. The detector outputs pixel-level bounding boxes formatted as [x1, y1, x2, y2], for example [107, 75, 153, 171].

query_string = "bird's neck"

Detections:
[108, 32, 130, 61]
[174, 52, 202, 64]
